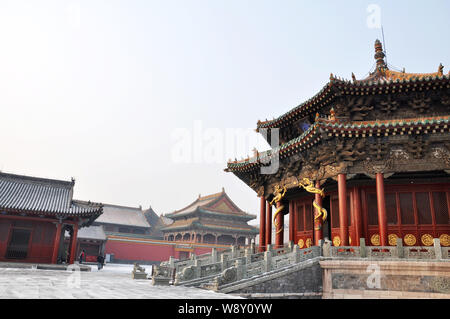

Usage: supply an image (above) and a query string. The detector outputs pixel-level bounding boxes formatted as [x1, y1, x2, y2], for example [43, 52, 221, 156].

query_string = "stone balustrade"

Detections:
[153, 238, 449, 287]
[324, 238, 449, 261]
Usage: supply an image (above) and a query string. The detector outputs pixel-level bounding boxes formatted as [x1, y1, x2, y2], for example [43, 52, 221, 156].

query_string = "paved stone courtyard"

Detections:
[0, 263, 242, 299]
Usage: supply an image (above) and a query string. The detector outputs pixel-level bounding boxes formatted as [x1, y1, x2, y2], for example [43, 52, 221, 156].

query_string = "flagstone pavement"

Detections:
[0, 263, 242, 299]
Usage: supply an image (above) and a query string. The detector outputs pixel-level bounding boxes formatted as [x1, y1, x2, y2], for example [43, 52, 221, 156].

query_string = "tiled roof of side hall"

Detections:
[227, 115, 450, 172]
[94, 204, 150, 228]
[0, 172, 102, 217]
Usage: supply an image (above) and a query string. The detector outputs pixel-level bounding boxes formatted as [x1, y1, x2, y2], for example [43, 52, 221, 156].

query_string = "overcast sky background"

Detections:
[1, 1, 449, 225]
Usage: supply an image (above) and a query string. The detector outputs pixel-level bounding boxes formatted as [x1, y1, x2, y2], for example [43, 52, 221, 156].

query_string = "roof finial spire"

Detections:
[438, 63, 444, 76]
[374, 39, 387, 71]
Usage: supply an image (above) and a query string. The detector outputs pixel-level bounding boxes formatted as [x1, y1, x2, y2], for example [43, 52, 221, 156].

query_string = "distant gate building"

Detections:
[161, 189, 258, 248]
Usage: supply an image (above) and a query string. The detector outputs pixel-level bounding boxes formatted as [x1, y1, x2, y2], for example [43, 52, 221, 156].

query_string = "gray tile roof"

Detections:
[74, 225, 107, 241]
[0, 172, 102, 217]
[94, 204, 150, 228]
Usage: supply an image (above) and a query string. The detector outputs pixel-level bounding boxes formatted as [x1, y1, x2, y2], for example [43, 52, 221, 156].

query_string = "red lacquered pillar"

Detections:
[376, 173, 388, 246]
[69, 223, 79, 264]
[289, 200, 294, 242]
[338, 174, 349, 246]
[266, 200, 272, 248]
[51, 222, 62, 264]
[314, 181, 324, 246]
[259, 196, 266, 252]
[352, 187, 363, 246]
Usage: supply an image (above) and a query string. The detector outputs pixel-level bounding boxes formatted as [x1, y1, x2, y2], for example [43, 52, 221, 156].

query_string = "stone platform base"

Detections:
[152, 277, 171, 286]
[132, 273, 148, 279]
[320, 259, 450, 299]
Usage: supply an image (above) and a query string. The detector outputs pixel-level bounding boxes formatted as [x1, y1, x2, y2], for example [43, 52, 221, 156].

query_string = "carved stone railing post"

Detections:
[396, 238, 404, 258]
[264, 249, 272, 273]
[169, 256, 175, 268]
[211, 248, 217, 263]
[231, 245, 236, 259]
[318, 239, 324, 256]
[235, 259, 245, 281]
[220, 254, 227, 271]
[288, 241, 294, 252]
[191, 253, 196, 261]
[194, 259, 200, 279]
[360, 238, 366, 258]
[323, 240, 331, 257]
[291, 244, 300, 263]
[245, 247, 252, 265]
[266, 244, 273, 256]
[434, 238, 442, 260]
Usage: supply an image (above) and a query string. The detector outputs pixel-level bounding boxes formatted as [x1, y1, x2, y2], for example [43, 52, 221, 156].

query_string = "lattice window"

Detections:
[386, 193, 398, 225]
[296, 204, 304, 231]
[331, 198, 340, 227]
[6, 228, 31, 259]
[367, 193, 378, 225]
[305, 203, 313, 231]
[399, 193, 415, 224]
[433, 192, 449, 225]
[416, 192, 432, 224]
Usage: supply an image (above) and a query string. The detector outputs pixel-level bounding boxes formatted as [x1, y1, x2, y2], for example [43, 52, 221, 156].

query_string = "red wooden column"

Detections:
[275, 201, 284, 248]
[352, 187, 363, 246]
[265, 200, 272, 248]
[259, 196, 266, 252]
[338, 174, 349, 246]
[314, 181, 323, 246]
[289, 200, 294, 242]
[69, 223, 79, 264]
[376, 173, 388, 246]
[51, 222, 62, 264]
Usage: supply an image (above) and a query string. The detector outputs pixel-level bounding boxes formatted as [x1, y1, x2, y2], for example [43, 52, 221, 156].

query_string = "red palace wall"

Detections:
[104, 235, 229, 263]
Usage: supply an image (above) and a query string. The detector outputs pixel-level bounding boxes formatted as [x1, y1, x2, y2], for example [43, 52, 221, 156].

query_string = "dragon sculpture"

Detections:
[270, 184, 287, 234]
[298, 178, 327, 229]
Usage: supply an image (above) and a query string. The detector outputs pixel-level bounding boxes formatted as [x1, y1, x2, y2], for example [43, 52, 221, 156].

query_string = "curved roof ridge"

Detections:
[0, 171, 74, 188]
[255, 40, 448, 131]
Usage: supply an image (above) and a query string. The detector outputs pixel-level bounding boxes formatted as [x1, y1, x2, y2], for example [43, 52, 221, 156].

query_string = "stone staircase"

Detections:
[154, 242, 321, 292]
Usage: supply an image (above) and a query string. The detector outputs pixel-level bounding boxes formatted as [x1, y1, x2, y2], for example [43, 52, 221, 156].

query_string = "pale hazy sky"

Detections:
[1, 1, 449, 225]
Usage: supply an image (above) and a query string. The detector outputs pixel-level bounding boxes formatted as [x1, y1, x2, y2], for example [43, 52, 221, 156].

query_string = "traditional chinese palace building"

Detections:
[0, 172, 103, 264]
[81, 193, 255, 264]
[161, 189, 258, 251]
[225, 40, 450, 251]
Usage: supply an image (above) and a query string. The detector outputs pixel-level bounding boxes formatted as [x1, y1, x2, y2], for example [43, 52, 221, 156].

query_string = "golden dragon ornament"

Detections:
[298, 178, 327, 229]
[270, 185, 287, 234]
